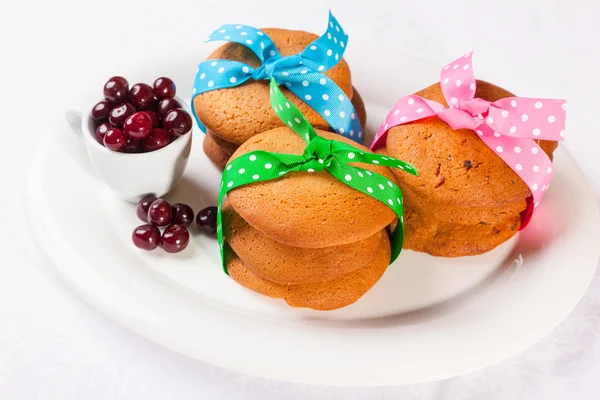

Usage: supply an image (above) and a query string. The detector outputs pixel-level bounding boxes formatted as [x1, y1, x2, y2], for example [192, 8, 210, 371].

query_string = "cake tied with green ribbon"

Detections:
[216, 79, 417, 310]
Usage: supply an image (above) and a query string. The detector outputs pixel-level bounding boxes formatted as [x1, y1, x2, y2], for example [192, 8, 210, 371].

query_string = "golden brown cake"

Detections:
[227, 128, 398, 248]
[194, 28, 354, 146]
[378, 80, 558, 257]
[221, 126, 400, 310]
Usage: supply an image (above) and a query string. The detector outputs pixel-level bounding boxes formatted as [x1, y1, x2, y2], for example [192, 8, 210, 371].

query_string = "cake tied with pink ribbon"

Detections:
[370, 52, 567, 257]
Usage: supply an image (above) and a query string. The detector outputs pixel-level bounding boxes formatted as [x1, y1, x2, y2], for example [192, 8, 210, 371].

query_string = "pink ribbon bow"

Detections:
[371, 52, 567, 226]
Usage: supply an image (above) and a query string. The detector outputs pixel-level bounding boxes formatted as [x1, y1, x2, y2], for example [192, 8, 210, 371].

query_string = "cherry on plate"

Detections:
[171, 203, 194, 227]
[91, 100, 112, 121]
[156, 98, 181, 117]
[95, 122, 111, 144]
[132, 224, 161, 251]
[103, 76, 129, 103]
[161, 224, 190, 253]
[148, 199, 172, 227]
[103, 128, 127, 151]
[142, 128, 170, 152]
[153, 77, 176, 100]
[136, 194, 157, 222]
[196, 206, 217, 234]
[123, 111, 153, 140]
[109, 103, 136, 128]
[162, 108, 192, 136]
[122, 138, 142, 153]
[128, 83, 155, 110]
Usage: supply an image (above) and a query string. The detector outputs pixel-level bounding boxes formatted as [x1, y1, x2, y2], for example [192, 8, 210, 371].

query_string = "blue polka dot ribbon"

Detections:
[216, 78, 417, 274]
[191, 11, 365, 143]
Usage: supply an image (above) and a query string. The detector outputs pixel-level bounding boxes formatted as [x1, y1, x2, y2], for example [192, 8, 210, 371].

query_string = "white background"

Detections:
[1, 0, 600, 398]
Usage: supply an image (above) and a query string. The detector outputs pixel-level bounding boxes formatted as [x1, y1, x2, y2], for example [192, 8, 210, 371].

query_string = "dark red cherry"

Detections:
[123, 111, 153, 140]
[95, 122, 111, 144]
[108, 103, 136, 128]
[156, 98, 181, 118]
[103, 76, 129, 103]
[145, 110, 159, 128]
[148, 199, 172, 227]
[196, 206, 217, 234]
[161, 224, 190, 253]
[91, 100, 112, 121]
[142, 128, 170, 152]
[103, 128, 126, 151]
[128, 83, 155, 110]
[122, 138, 142, 153]
[132, 224, 161, 251]
[136, 194, 157, 222]
[171, 203, 194, 227]
[153, 77, 176, 100]
[162, 108, 192, 136]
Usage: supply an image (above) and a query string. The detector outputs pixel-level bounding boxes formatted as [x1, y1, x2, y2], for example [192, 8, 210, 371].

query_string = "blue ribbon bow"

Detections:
[191, 11, 365, 144]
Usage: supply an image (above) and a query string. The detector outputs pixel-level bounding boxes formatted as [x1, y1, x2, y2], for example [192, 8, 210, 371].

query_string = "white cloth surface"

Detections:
[1, 0, 599, 398]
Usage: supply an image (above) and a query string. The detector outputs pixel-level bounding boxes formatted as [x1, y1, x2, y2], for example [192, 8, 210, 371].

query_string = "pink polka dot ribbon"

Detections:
[370, 52, 567, 226]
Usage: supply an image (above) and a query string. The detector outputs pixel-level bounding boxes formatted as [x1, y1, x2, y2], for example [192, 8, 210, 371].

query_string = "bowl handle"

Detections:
[66, 106, 83, 136]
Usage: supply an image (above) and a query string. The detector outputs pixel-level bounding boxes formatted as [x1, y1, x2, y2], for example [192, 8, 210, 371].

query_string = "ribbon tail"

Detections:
[269, 78, 317, 143]
[283, 72, 364, 144]
[487, 98, 567, 142]
[216, 186, 227, 274]
[300, 11, 348, 71]
[439, 51, 476, 106]
[330, 140, 418, 176]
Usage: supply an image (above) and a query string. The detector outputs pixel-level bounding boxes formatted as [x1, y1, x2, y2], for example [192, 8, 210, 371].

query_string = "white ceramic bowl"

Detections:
[66, 97, 192, 203]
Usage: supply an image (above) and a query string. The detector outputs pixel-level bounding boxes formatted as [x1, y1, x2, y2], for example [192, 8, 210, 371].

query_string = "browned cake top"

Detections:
[227, 127, 398, 248]
[384, 80, 556, 207]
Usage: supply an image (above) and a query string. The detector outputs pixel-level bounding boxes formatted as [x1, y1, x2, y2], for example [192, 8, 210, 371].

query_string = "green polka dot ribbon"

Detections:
[216, 78, 417, 273]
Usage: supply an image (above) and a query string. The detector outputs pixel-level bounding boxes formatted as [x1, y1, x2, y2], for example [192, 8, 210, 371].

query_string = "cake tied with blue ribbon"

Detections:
[192, 12, 367, 169]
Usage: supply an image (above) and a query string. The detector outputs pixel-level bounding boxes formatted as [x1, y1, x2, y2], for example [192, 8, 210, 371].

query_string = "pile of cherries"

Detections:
[132, 194, 218, 254]
[91, 76, 192, 153]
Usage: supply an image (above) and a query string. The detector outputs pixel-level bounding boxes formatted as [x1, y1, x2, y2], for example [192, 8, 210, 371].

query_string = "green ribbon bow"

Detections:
[216, 78, 417, 273]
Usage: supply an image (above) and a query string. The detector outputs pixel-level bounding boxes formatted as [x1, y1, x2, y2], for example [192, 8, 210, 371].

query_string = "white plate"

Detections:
[25, 42, 600, 386]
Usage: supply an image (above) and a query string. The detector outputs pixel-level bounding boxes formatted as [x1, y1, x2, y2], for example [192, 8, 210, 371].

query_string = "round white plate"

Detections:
[25, 41, 600, 386]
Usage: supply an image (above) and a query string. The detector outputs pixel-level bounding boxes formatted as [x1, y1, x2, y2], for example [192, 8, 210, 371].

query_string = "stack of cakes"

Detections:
[377, 81, 557, 257]
[222, 127, 396, 310]
[194, 28, 367, 170]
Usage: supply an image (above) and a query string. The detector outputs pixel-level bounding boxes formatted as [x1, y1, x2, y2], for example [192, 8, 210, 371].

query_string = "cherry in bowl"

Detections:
[163, 108, 192, 137]
[153, 77, 176, 100]
[103, 128, 127, 151]
[124, 111, 153, 140]
[104, 76, 129, 103]
[157, 97, 181, 118]
[91, 100, 112, 121]
[95, 122, 111, 144]
[109, 103, 136, 128]
[143, 128, 170, 152]
[128, 83, 155, 110]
